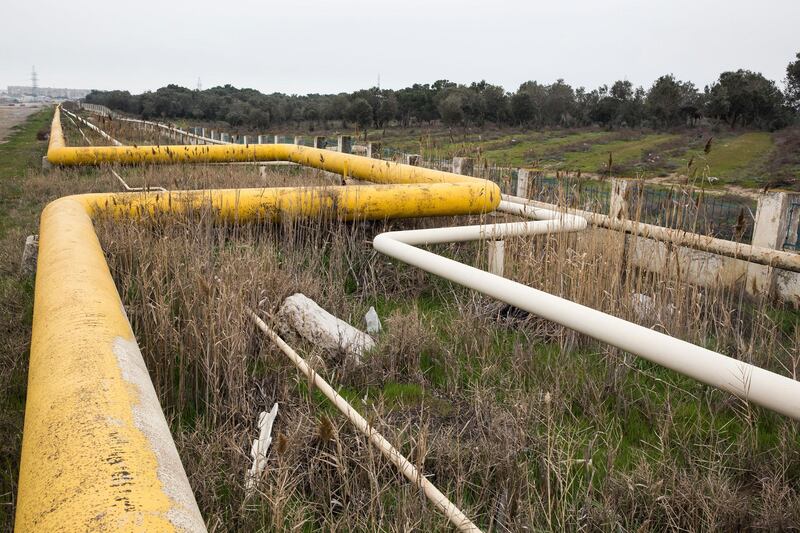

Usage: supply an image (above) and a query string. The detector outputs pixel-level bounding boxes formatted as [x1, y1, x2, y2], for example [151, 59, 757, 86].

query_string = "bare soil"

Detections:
[0, 105, 44, 144]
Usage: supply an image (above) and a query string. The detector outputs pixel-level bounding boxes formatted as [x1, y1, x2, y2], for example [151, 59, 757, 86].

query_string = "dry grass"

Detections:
[93, 165, 800, 531]
[2, 115, 799, 531]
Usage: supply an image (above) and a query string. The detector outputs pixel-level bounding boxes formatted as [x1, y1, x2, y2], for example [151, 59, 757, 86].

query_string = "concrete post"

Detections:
[210, 130, 218, 140]
[274, 134, 280, 144]
[746, 191, 798, 296]
[313, 136, 326, 149]
[609, 178, 631, 219]
[516, 169, 533, 198]
[337, 135, 352, 154]
[242, 135, 250, 145]
[21, 234, 38, 275]
[488, 240, 505, 277]
[367, 142, 382, 159]
[452, 157, 474, 176]
[404, 154, 421, 166]
[220, 133, 230, 143]
[200, 127, 206, 138]
[294, 136, 302, 145]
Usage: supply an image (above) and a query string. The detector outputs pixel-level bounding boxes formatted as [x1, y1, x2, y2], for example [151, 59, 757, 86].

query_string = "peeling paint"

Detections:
[113, 338, 206, 532]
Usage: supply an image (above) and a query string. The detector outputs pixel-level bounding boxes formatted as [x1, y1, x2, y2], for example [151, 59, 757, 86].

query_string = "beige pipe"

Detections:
[247, 309, 482, 533]
[503, 194, 800, 273]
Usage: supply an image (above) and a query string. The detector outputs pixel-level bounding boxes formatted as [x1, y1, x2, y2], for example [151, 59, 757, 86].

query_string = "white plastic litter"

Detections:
[246, 403, 279, 493]
[364, 306, 382, 335]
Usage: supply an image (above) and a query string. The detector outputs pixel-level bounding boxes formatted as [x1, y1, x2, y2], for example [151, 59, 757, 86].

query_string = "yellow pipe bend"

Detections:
[17, 109, 501, 532]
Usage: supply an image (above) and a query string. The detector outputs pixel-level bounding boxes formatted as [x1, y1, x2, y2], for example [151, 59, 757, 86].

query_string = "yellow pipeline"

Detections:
[17, 109, 501, 532]
[46, 107, 488, 187]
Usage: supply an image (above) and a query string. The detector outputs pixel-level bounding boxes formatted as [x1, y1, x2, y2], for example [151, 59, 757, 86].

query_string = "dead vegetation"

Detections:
[91, 164, 800, 531]
[1, 114, 799, 531]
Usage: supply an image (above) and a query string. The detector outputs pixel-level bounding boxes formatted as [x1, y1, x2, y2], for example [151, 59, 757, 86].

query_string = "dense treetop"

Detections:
[86, 55, 799, 133]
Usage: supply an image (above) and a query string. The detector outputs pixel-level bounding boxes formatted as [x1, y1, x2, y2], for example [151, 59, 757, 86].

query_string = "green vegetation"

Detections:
[86, 63, 795, 132]
[673, 132, 775, 186]
[560, 133, 680, 172]
[0, 109, 52, 234]
[360, 125, 788, 188]
[0, 108, 52, 527]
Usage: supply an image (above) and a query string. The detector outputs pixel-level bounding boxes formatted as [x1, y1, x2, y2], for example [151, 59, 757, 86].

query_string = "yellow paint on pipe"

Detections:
[45, 107, 490, 187]
[17, 108, 501, 531]
[18, 196, 206, 532]
[76, 183, 497, 221]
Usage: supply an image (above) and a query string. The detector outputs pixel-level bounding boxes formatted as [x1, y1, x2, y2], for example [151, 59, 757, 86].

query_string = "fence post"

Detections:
[404, 154, 421, 166]
[220, 133, 230, 143]
[367, 142, 382, 159]
[274, 134, 280, 144]
[516, 169, 533, 198]
[488, 240, 505, 276]
[746, 191, 797, 296]
[257, 135, 269, 144]
[609, 178, 631, 219]
[313, 136, 326, 149]
[294, 136, 303, 145]
[452, 157, 474, 176]
[337, 135, 352, 154]
[242, 135, 250, 145]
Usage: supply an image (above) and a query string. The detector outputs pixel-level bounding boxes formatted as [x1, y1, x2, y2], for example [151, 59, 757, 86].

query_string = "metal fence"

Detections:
[629, 185, 756, 243]
[93, 113, 764, 246]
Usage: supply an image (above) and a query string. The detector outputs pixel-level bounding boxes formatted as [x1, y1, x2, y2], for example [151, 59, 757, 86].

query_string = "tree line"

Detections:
[86, 53, 800, 133]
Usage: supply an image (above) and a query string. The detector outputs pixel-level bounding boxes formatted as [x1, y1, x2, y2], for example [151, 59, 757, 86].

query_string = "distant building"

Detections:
[6, 86, 92, 99]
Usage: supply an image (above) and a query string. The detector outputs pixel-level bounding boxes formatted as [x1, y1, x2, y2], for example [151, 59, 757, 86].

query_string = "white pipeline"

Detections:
[110, 169, 167, 193]
[373, 204, 800, 420]
[502, 194, 800, 273]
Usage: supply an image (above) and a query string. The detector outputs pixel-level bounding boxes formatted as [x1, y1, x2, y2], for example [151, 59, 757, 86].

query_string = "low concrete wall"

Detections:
[586, 227, 800, 305]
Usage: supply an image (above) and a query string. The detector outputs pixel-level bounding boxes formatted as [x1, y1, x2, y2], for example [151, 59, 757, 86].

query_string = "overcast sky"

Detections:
[2, 0, 798, 95]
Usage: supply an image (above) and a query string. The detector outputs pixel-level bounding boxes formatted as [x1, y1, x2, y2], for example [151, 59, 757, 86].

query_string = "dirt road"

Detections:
[0, 104, 44, 143]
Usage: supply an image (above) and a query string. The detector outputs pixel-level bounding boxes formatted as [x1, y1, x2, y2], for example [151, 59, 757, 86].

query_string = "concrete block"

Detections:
[488, 240, 505, 277]
[367, 142, 382, 159]
[41, 156, 52, 171]
[337, 135, 352, 154]
[277, 293, 375, 362]
[404, 154, 421, 166]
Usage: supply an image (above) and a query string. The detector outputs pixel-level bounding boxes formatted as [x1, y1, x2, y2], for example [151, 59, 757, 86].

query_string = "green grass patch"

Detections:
[0, 108, 52, 236]
[671, 132, 774, 187]
[560, 133, 680, 173]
